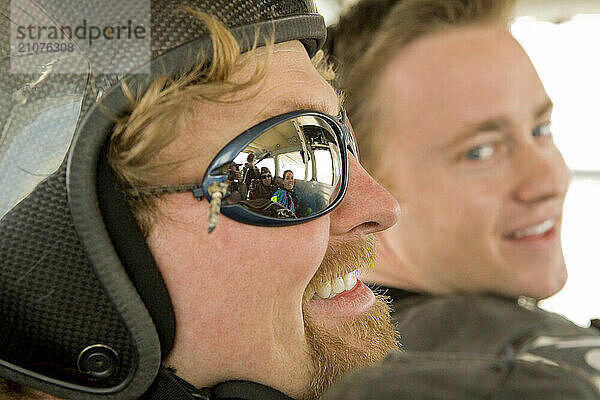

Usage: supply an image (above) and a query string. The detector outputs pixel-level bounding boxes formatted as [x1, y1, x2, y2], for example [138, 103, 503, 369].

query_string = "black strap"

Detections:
[97, 150, 176, 358]
[142, 368, 295, 400]
[141, 368, 211, 400]
[211, 380, 294, 400]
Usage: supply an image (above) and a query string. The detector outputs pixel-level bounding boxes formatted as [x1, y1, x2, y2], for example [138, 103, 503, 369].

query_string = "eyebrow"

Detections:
[255, 92, 344, 122]
[443, 97, 554, 148]
[534, 98, 554, 119]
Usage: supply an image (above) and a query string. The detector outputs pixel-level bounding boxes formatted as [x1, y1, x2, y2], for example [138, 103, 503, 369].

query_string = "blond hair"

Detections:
[326, 0, 516, 182]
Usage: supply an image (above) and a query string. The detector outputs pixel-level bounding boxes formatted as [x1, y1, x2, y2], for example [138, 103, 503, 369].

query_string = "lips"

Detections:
[308, 279, 376, 318]
[504, 218, 556, 240]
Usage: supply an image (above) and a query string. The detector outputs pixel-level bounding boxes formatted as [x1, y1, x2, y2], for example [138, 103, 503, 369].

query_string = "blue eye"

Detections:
[533, 121, 552, 137]
[465, 144, 494, 161]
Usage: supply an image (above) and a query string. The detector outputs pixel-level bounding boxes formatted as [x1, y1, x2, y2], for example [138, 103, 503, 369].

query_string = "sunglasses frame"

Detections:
[200, 108, 356, 227]
[125, 109, 357, 228]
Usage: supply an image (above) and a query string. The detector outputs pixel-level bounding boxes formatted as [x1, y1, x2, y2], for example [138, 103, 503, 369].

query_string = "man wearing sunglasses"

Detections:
[250, 167, 278, 201]
[0, 1, 400, 400]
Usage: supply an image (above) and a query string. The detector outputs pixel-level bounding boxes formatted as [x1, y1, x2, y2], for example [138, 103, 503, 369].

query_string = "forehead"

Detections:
[376, 24, 547, 147]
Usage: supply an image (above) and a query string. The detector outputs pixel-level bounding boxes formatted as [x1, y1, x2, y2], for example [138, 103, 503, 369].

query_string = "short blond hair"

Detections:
[326, 0, 516, 182]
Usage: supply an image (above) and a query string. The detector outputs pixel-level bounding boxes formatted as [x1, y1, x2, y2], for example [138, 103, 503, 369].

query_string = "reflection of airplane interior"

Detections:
[228, 115, 342, 219]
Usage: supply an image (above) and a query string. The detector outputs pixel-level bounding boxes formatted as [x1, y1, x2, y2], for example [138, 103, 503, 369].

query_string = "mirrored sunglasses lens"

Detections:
[224, 115, 343, 219]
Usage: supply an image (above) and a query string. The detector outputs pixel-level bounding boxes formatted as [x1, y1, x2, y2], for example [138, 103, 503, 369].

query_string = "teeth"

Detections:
[511, 219, 555, 239]
[316, 281, 332, 299]
[313, 271, 358, 300]
[343, 271, 357, 289]
[332, 277, 345, 295]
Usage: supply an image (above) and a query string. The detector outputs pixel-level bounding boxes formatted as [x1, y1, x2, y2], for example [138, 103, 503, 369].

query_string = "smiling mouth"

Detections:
[505, 219, 556, 240]
[304, 236, 378, 316]
[311, 270, 358, 300]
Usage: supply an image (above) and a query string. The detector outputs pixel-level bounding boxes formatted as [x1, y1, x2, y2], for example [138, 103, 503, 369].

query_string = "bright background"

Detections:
[511, 15, 600, 325]
[316, 0, 600, 326]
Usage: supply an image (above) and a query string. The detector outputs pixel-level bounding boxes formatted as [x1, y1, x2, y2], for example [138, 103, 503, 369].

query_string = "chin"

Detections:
[534, 263, 568, 299]
[499, 262, 567, 300]
[298, 295, 398, 400]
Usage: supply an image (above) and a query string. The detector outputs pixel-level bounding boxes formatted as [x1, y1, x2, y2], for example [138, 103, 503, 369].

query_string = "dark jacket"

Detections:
[242, 164, 260, 187]
[323, 290, 600, 400]
[252, 181, 279, 200]
[271, 188, 298, 214]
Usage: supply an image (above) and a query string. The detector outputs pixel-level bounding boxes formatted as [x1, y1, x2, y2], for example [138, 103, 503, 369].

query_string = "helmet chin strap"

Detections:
[142, 368, 294, 400]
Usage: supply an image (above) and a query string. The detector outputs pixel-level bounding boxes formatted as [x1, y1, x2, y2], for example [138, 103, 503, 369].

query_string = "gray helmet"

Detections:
[0, 1, 325, 399]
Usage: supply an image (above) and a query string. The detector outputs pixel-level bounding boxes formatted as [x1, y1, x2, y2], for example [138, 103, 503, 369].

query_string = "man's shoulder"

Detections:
[391, 293, 581, 327]
[323, 350, 600, 400]
[390, 293, 598, 352]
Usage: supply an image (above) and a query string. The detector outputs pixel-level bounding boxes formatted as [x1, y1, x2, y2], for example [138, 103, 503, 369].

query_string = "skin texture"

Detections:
[365, 24, 570, 299]
[145, 41, 400, 399]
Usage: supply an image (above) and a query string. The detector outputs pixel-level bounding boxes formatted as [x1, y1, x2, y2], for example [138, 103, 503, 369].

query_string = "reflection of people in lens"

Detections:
[271, 170, 298, 216]
[226, 163, 247, 203]
[242, 153, 260, 188]
[252, 167, 279, 200]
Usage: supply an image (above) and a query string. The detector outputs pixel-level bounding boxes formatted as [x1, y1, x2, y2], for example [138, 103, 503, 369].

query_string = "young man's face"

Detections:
[145, 41, 400, 399]
[372, 24, 569, 299]
[283, 171, 294, 190]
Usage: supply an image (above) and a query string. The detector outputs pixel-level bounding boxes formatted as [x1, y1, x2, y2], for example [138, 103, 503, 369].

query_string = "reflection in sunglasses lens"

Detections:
[228, 114, 343, 220]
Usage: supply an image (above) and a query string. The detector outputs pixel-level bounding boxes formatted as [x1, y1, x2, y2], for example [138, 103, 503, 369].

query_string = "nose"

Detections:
[513, 142, 570, 204]
[329, 153, 401, 236]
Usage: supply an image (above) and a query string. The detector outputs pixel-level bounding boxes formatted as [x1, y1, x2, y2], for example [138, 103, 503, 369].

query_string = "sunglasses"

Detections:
[125, 108, 358, 232]
[261, 174, 272, 179]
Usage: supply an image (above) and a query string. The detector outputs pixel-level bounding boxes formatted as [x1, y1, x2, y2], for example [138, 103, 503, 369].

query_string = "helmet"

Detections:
[0, 1, 325, 399]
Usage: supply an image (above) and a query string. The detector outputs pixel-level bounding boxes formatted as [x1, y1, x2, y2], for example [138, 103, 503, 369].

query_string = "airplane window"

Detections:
[278, 151, 309, 182]
[314, 149, 335, 185]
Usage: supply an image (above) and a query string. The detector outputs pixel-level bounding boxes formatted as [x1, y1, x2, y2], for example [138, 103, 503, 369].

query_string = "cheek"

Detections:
[391, 160, 501, 236]
[148, 205, 331, 304]
[255, 220, 330, 289]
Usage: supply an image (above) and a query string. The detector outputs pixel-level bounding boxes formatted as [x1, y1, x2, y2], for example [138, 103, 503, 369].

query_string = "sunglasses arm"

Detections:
[207, 182, 229, 233]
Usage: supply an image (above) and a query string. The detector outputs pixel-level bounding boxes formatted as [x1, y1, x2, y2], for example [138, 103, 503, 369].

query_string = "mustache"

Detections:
[304, 235, 377, 301]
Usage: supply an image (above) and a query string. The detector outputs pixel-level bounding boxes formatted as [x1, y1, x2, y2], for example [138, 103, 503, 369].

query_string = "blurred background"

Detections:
[316, 0, 600, 326]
